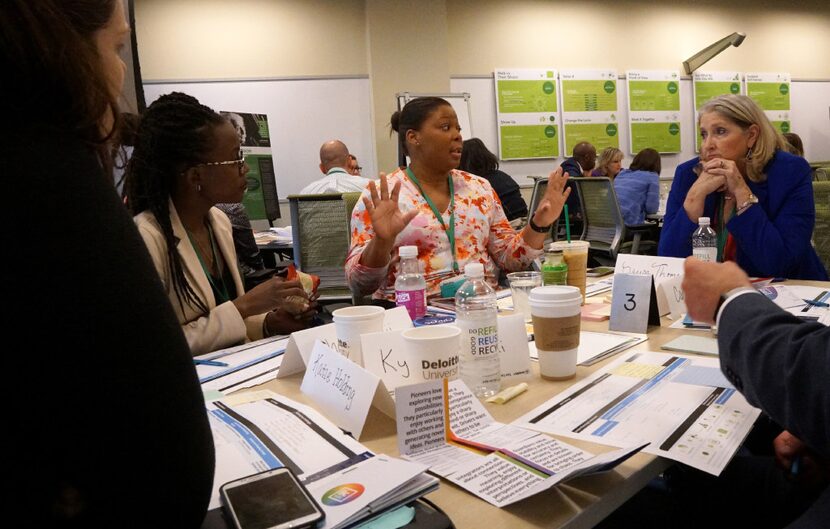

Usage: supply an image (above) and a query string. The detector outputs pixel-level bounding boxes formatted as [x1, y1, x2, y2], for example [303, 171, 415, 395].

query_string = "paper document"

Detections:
[207, 391, 437, 527]
[660, 335, 718, 356]
[514, 351, 760, 475]
[196, 336, 287, 393]
[529, 331, 646, 365]
[396, 379, 645, 507]
[586, 277, 614, 297]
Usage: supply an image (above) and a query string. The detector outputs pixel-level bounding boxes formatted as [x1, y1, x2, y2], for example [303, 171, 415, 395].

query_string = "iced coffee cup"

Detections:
[529, 286, 581, 380]
[549, 240, 590, 303]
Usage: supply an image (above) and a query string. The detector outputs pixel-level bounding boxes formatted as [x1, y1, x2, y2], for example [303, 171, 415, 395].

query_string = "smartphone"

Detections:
[220, 468, 325, 529]
[586, 266, 614, 277]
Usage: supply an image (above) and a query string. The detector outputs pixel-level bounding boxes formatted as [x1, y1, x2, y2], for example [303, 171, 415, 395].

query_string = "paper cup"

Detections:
[332, 306, 385, 365]
[549, 240, 590, 303]
[529, 286, 582, 380]
[401, 325, 461, 382]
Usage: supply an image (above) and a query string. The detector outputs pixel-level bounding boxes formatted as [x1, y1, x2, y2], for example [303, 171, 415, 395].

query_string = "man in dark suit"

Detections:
[559, 142, 597, 238]
[679, 258, 829, 528]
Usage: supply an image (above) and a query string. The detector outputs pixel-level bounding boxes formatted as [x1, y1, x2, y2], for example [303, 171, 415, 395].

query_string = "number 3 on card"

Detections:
[609, 274, 660, 333]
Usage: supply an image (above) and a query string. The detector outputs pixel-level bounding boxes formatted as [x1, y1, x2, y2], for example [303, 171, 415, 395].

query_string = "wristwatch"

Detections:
[736, 193, 758, 214]
[528, 216, 553, 233]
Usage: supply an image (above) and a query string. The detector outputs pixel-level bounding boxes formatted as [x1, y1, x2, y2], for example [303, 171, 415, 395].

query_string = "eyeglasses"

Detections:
[199, 150, 246, 173]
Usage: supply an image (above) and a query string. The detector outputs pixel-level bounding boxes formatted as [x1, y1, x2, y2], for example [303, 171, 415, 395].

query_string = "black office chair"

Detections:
[570, 177, 658, 266]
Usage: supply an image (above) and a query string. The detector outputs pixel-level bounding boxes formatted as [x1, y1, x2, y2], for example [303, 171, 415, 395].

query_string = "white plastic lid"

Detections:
[528, 285, 581, 304]
[464, 262, 484, 278]
[399, 245, 418, 258]
[698, 217, 710, 225]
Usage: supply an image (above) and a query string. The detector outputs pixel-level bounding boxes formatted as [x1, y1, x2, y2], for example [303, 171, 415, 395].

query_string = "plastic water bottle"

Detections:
[692, 217, 717, 263]
[395, 245, 426, 320]
[542, 247, 568, 286]
[455, 263, 500, 398]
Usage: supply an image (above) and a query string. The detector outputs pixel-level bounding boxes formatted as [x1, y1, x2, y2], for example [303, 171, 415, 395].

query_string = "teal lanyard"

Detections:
[405, 166, 458, 272]
[715, 195, 735, 263]
[186, 223, 231, 303]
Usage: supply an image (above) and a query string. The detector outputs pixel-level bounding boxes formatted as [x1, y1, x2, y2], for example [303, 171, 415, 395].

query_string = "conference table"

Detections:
[239, 278, 828, 529]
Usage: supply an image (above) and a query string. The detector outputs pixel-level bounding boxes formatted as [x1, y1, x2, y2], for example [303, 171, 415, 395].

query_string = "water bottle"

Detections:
[455, 263, 500, 398]
[395, 245, 426, 320]
[542, 247, 568, 286]
[692, 217, 717, 262]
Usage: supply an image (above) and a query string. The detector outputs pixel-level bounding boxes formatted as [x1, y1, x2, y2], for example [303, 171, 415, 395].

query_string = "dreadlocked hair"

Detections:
[125, 92, 225, 315]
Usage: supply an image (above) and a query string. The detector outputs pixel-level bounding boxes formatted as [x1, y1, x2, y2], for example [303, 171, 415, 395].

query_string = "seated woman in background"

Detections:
[613, 148, 661, 225]
[459, 138, 528, 222]
[783, 132, 804, 157]
[591, 147, 624, 179]
[659, 94, 827, 280]
[126, 93, 317, 355]
[346, 97, 570, 300]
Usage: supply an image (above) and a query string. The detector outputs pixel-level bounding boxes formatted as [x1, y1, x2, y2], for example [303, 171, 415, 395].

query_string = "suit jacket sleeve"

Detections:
[718, 294, 830, 459]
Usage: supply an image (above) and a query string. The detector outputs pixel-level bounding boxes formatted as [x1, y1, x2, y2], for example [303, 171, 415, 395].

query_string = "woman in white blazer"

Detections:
[126, 92, 316, 355]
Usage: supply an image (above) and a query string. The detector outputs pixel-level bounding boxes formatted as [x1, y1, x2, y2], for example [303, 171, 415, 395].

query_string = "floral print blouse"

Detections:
[346, 168, 542, 299]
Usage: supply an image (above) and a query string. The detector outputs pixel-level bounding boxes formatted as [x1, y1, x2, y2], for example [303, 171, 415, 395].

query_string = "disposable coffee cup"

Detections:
[332, 306, 385, 365]
[529, 286, 582, 380]
[549, 240, 590, 303]
[401, 325, 461, 382]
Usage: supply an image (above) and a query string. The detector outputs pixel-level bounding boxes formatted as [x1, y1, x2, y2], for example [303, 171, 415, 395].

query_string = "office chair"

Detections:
[570, 177, 658, 266]
[288, 192, 361, 301]
[812, 181, 830, 270]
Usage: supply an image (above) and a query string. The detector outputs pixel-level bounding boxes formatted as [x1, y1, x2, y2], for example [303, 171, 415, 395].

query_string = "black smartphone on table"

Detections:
[220, 468, 325, 529]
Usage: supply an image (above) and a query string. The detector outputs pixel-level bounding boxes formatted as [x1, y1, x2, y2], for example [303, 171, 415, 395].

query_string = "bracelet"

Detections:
[263, 314, 273, 337]
[528, 216, 552, 233]
[736, 193, 758, 215]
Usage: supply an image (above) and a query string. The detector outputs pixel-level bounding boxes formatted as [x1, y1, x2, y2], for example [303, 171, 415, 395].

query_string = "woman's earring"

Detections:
[196, 184, 202, 193]
[746, 147, 753, 160]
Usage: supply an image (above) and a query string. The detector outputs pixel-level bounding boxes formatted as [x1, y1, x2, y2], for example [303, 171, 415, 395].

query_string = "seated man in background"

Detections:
[677, 258, 829, 528]
[347, 153, 363, 176]
[300, 140, 373, 194]
[558, 141, 596, 237]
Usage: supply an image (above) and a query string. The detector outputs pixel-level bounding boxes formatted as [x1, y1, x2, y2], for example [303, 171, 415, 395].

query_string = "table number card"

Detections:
[609, 273, 661, 334]
[614, 254, 685, 315]
[300, 341, 395, 439]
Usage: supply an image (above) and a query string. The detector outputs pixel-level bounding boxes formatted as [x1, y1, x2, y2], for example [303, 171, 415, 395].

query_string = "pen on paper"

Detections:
[194, 359, 229, 367]
[802, 299, 829, 308]
[801, 291, 827, 312]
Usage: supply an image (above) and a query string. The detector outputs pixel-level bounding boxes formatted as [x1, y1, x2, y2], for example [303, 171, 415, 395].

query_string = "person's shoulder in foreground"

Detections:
[6, 127, 215, 528]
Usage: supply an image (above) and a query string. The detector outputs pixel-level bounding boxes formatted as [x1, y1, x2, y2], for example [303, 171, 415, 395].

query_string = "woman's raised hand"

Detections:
[363, 173, 419, 242]
[531, 167, 571, 227]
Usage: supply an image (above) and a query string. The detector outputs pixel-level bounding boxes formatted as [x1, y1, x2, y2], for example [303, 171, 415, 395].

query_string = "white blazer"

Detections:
[134, 200, 265, 355]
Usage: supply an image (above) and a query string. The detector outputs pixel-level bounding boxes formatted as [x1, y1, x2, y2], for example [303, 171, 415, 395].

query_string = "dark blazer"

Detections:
[6, 127, 215, 527]
[482, 169, 528, 221]
[659, 151, 828, 280]
[718, 293, 829, 527]
[559, 158, 583, 228]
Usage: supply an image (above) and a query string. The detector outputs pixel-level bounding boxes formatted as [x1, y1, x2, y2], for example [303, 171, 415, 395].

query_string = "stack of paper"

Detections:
[207, 391, 438, 528]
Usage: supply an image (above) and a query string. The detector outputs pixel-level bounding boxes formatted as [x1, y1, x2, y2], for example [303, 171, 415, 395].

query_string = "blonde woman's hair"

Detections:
[698, 94, 786, 183]
[596, 147, 624, 176]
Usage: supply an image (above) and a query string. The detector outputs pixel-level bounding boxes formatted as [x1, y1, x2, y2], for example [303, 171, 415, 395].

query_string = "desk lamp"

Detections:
[683, 32, 746, 75]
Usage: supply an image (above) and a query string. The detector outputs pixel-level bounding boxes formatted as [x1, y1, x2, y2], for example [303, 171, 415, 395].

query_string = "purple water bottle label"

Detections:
[396, 289, 426, 320]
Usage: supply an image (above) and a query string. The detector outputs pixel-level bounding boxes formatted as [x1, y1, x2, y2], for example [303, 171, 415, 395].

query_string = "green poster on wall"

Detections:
[692, 72, 743, 152]
[495, 69, 560, 160]
[562, 122, 619, 152]
[561, 80, 617, 112]
[747, 82, 790, 110]
[499, 124, 559, 159]
[626, 70, 682, 154]
[628, 80, 680, 111]
[631, 122, 681, 153]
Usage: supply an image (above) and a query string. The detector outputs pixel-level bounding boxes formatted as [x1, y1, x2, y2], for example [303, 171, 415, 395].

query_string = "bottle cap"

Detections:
[399, 245, 418, 258]
[464, 262, 484, 278]
[698, 217, 710, 225]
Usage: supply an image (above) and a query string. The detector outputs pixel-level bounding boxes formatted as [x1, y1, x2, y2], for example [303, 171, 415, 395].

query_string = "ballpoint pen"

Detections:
[801, 291, 827, 312]
[802, 298, 829, 308]
[193, 358, 229, 367]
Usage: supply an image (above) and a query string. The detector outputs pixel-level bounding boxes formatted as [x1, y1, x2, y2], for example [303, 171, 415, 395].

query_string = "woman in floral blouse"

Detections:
[346, 97, 570, 300]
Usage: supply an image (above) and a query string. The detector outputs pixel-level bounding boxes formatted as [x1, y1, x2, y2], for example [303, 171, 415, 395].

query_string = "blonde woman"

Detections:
[592, 147, 624, 179]
[659, 95, 827, 280]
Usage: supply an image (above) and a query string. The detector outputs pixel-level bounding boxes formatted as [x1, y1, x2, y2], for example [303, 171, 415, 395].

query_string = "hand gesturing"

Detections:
[532, 167, 571, 227]
[363, 173, 419, 242]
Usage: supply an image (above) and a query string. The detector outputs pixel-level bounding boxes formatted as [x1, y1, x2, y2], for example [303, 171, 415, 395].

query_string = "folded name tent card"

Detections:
[497, 312, 532, 382]
[614, 254, 685, 316]
[301, 341, 396, 439]
[279, 307, 413, 378]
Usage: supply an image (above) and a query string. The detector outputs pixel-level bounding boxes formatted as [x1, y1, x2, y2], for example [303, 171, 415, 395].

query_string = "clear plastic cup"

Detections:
[506, 271, 543, 322]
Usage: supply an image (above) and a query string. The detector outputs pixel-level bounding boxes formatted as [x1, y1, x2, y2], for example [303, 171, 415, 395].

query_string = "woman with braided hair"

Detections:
[126, 92, 317, 356]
